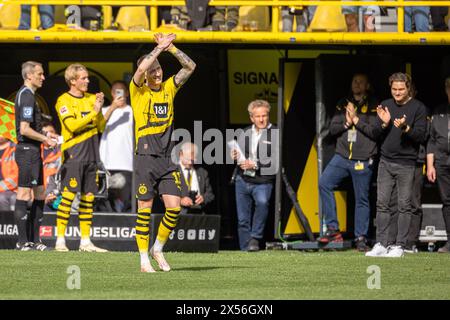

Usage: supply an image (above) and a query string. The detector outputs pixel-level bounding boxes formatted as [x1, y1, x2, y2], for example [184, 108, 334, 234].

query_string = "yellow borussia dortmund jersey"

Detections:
[130, 76, 180, 156]
[55, 92, 106, 162]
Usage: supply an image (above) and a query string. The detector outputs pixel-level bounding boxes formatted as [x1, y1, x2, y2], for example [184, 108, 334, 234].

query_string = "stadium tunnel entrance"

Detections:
[0, 43, 449, 250]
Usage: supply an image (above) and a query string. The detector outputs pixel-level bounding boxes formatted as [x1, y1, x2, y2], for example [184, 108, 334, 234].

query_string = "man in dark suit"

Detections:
[178, 142, 215, 214]
[230, 99, 278, 251]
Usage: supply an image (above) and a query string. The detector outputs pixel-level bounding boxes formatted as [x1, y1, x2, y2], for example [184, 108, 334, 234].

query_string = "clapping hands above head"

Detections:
[154, 32, 176, 51]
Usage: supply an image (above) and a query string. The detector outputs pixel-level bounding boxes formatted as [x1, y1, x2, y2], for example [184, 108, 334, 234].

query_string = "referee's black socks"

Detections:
[30, 200, 45, 243]
[14, 200, 29, 244]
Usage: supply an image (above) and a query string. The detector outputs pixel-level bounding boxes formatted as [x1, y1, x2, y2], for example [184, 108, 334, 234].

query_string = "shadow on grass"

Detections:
[173, 266, 254, 271]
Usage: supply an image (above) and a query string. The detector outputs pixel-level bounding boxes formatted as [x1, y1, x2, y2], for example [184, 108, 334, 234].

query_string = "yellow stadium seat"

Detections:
[308, 5, 346, 32]
[238, 6, 270, 31]
[54, 5, 66, 24]
[0, 4, 21, 29]
[115, 6, 149, 31]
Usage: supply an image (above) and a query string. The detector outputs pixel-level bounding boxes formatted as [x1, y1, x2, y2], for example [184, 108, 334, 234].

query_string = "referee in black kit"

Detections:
[14, 61, 58, 251]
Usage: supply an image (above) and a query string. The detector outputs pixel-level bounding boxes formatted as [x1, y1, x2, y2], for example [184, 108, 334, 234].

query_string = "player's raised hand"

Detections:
[154, 33, 176, 51]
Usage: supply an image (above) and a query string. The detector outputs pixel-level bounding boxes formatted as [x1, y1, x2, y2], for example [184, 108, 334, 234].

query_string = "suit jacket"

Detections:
[236, 124, 278, 184]
[179, 165, 215, 214]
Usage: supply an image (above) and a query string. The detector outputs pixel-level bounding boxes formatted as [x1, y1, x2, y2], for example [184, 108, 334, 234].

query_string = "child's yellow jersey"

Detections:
[55, 92, 105, 162]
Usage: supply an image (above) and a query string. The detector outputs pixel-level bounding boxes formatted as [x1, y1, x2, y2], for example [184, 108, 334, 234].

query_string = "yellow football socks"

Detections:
[79, 193, 95, 239]
[135, 207, 151, 253]
[156, 207, 181, 245]
[56, 191, 76, 238]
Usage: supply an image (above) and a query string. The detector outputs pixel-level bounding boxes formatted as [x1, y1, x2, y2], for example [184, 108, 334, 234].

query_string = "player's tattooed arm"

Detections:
[169, 46, 196, 87]
[133, 46, 164, 86]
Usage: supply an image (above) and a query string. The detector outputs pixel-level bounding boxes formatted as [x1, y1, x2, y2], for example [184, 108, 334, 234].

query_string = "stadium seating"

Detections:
[0, 4, 21, 29]
[308, 6, 346, 32]
[115, 6, 149, 31]
[238, 6, 270, 31]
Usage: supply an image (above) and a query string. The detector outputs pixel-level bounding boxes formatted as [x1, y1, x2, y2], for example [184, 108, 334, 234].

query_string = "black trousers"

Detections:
[387, 164, 424, 247]
[375, 159, 416, 247]
[436, 164, 450, 234]
[430, 7, 449, 31]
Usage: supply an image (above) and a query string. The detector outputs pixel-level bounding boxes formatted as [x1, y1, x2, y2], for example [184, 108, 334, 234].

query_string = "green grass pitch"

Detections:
[0, 250, 449, 300]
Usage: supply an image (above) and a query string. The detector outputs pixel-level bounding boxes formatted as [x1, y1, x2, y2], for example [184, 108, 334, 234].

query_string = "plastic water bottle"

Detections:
[52, 195, 62, 210]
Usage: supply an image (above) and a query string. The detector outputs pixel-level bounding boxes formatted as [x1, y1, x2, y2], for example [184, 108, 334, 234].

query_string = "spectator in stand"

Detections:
[212, 6, 239, 31]
[366, 72, 427, 258]
[80, 6, 102, 30]
[404, 6, 430, 32]
[65, 5, 102, 30]
[170, 1, 215, 30]
[281, 6, 316, 32]
[0, 136, 18, 211]
[430, 7, 449, 31]
[19, 5, 54, 30]
[342, 1, 380, 32]
[99, 80, 134, 213]
[318, 74, 381, 251]
[426, 76, 450, 253]
[178, 142, 215, 215]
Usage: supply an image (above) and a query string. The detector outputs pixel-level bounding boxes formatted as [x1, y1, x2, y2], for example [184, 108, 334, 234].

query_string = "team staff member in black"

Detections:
[366, 72, 427, 258]
[131, 33, 196, 273]
[427, 76, 450, 253]
[14, 61, 57, 251]
[318, 73, 381, 251]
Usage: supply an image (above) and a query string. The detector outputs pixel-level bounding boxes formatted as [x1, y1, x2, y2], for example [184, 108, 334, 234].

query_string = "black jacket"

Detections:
[179, 165, 215, 214]
[379, 98, 428, 166]
[427, 103, 450, 166]
[330, 95, 381, 160]
[235, 124, 278, 184]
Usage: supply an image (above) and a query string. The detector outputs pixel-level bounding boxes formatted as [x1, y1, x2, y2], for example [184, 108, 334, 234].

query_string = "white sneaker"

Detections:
[79, 242, 108, 253]
[140, 263, 156, 273]
[404, 245, 418, 254]
[384, 245, 404, 258]
[150, 247, 171, 272]
[365, 242, 388, 257]
[55, 241, 69, 252]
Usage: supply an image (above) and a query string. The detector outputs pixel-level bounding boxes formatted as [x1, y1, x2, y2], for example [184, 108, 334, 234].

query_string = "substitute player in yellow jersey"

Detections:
[54, 63, 122, 252]
[131, 33, 196, 272]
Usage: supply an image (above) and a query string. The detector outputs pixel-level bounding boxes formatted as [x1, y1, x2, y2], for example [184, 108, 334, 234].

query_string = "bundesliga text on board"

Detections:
[35, 225, 218, 242]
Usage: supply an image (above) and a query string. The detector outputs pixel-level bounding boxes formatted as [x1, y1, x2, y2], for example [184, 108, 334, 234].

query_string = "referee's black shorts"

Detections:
[15, 143, 43, 188]
[135, 154, 181, 201]
[60, 161, 98, 194]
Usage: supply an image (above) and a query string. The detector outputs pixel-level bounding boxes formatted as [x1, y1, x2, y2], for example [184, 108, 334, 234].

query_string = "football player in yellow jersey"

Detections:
[54, 63, 122, 252]
[131, 33, 196, 273]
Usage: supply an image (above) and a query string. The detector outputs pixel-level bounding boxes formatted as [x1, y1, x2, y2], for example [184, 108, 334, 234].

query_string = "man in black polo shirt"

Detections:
[366, 72, 427, 258]
[426, 76, 450, 253]
[14, 61, 57, 251]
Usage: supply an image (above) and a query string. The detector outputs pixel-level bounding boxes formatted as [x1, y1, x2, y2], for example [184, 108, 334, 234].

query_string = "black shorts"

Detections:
[60, 161, 98, 194]
[15, 144, 43, 188]
[135, 155, 181, 201]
